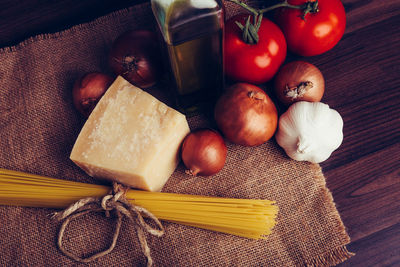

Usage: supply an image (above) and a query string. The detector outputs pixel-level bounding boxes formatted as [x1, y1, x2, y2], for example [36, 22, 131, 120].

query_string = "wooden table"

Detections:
[0, 0, 399, 265]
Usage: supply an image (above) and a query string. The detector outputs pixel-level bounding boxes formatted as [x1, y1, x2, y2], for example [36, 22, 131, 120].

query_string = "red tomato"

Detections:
[275, 0, 346, 56]
[224, 14, 287, 84]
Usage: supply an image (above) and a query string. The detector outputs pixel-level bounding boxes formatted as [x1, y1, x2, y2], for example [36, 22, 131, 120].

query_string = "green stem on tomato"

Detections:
[228, 0, 320, 45]
[260, 0, 320, 20]
[229, 0, 319, 16]
[235, 14, 262, 45]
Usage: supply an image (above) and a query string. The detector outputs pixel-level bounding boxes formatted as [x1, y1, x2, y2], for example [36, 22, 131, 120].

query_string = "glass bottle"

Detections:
[151, 0, 224, 115]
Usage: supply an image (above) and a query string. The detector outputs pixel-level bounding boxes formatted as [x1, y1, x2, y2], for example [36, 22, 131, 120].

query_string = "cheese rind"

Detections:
[70, 76, 190, 191]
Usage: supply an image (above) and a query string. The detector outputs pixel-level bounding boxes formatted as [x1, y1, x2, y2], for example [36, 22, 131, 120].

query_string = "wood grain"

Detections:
[342, 223, 400, 266]
[342, 0, 400, 34]
[0, 0, 399, 265]
[318, 7, 400, 266]
[315, 5, 400, 265]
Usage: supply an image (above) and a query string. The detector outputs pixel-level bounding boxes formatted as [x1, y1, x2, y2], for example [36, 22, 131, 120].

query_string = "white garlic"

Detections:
[275, 101, 343, 163]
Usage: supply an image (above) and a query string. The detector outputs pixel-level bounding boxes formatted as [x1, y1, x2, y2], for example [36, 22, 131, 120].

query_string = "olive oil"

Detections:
[166, 30, 223, 114]
[151, 0, 224, 115]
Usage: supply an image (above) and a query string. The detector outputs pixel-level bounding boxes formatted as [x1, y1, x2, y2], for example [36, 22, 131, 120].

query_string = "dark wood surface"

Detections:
[0, 0, 399, 266]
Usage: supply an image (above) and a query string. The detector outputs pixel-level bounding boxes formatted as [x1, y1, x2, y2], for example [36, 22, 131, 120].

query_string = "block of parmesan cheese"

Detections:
[70, 76, 190, 191]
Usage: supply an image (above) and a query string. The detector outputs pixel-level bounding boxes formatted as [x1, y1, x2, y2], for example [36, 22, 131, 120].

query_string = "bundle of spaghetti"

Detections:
[0, 168, 278, 239]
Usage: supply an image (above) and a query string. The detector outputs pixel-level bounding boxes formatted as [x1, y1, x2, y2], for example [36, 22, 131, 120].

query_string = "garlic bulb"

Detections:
[275, 101, 343, 163]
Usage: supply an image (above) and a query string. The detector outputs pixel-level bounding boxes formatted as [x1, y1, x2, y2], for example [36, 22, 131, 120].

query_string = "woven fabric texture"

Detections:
[0, 2, 352, 266]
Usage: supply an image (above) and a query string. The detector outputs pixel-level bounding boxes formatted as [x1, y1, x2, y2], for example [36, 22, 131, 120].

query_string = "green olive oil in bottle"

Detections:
[151, 0, 224, 115]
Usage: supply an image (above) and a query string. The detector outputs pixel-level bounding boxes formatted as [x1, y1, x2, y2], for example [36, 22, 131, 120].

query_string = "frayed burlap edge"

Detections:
[310, 164, 351, 243]
[306, 164, 354, 266]
[305, 246, 355, 267]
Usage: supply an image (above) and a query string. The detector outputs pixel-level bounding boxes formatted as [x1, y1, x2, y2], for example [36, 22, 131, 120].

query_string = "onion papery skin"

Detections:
[215, 83, 278, 146]
[274, 61, 325, 106]
[109, 30, 163, 88]
[72, 72, 113, 118]
[181, 129, 227, 176]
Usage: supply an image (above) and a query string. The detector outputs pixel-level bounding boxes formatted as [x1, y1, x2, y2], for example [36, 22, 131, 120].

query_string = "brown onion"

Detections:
[181, 129, 227, 176]
[274, 61, 325, 106]
[72, 72, 113, 118]
[214, 83, 278, 146]
[109, 30, 163, 88]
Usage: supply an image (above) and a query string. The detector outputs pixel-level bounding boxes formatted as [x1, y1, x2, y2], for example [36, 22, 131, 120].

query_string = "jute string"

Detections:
[51, 183, 164, 266]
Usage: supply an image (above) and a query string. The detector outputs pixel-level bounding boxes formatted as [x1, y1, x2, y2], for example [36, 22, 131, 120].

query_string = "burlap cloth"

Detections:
[0, 2, 353, 266]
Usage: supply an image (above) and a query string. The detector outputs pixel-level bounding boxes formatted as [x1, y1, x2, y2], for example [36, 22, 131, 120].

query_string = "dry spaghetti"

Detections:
[0, 168, 278, 239]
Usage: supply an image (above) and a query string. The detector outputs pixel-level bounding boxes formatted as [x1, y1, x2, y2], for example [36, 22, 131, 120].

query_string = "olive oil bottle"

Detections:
[151, 0, 224, 115]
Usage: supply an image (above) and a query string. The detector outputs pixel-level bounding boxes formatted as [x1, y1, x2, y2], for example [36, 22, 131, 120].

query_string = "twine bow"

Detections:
[51, 183, 164, 266]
